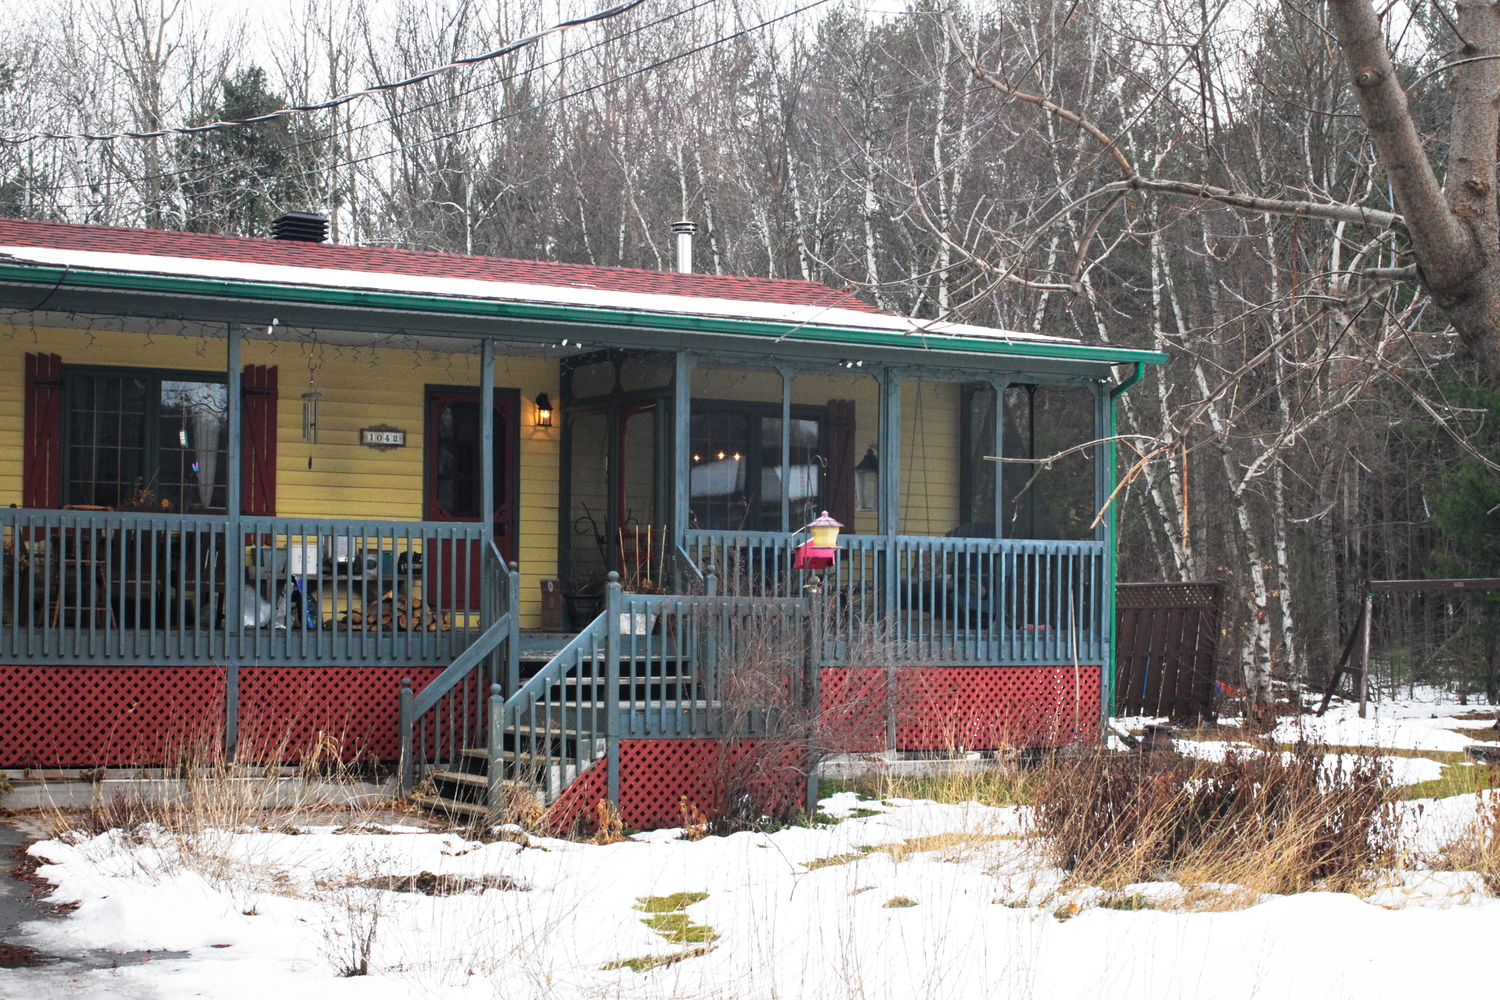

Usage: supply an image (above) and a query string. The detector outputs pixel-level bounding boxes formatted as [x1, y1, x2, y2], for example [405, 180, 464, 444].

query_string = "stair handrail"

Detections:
[488, 572, 620, 805]
[398, 539, 516, 795]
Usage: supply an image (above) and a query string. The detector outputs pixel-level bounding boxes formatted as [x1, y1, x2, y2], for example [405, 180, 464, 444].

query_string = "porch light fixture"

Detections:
[855, 447, 879, 512]
[534, 392, 554, 428]
[794, 511, 843, 570]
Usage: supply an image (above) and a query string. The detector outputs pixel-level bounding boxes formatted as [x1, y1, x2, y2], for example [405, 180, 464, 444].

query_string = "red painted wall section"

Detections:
[819, 666, 1102, 752]
[547, 739, 808, 835]
[0, 665, 443, 766]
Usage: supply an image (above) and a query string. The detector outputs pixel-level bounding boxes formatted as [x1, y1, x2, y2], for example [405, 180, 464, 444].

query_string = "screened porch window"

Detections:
[689, 402, 823, 531]
[64, 368, 229, 512]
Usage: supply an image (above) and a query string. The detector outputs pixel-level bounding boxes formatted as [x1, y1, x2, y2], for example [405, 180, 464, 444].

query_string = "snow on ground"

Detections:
[4, 701, 1500, 1000]
[3, 795, 1497, 1000]
[1173, 739, 1449, 786]
[1270, 697, 1495, 752]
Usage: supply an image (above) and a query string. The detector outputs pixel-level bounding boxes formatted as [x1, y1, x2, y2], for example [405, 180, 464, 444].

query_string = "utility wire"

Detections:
[18, 0, 721, 196]
[287, 0, 833, 182]
[0, 0, 648, 144]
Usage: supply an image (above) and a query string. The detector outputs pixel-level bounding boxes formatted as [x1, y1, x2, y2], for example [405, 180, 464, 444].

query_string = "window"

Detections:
[689, 401, 824, 531]
[64, 368, 229, 512]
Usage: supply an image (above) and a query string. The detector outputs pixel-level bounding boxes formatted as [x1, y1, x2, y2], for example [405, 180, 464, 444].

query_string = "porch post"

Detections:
[991, 378, 1005, 536]
[1098, 382, 1115, 736]
[481, 339, 496, 545]
[879, 368, 903, 752]
[225, 322, 243, 755]
[672, 352, 695, 553]
[778, 365, 792, 534]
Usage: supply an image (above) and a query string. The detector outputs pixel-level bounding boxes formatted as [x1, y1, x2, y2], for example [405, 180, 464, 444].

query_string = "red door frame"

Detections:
[424, 388, 519, 608]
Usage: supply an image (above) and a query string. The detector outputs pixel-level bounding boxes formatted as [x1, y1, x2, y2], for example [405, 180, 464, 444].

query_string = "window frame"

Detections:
[61, 364, 230, 513]
[688, 398, 827, 533]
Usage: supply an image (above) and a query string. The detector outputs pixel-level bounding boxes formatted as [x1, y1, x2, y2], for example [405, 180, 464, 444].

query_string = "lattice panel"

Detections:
[1117, 582, 1221, 609]
[236, 666, 443, 762]
[546, 759, 609, 836]
[0, 666, 224, 767]
[819, 666, 1102, 751]
[547, 740, 807, 834]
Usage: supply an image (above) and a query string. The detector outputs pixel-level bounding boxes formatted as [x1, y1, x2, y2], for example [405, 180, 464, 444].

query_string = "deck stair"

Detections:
[409, 656, 704, 819]
[400, 571, 812, 823]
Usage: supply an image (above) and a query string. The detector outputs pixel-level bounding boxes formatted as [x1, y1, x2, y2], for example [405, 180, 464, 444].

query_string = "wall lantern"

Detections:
[793, 510, 843, 570]
[854, 447, 879, 512]
[534, 392, 554, 428]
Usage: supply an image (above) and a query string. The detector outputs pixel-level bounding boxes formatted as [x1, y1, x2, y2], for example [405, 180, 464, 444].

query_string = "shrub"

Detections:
[1029, 743, 1399, 895]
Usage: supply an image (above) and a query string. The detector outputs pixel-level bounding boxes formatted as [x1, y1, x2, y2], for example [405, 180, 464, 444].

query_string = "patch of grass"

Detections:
[641, 912, 718, 944]
[862, 832, 1014, 863]
[603, 945, 714, 973]
[1398, 761, 1500, 801]
[1052, 902, 1081, 922]
[820, 767, 1039, 809]
[634, 892, 709, 913]
[882, 895, 918, 908]
[802, 852, 866, 870]
[1098, 893, 1152, 911]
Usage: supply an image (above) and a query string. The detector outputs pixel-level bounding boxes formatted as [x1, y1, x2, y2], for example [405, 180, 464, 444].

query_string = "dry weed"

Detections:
[591, 799, 626, 844]
[1030, 742, 1399, 897]
[1434, 792, 1500, 892]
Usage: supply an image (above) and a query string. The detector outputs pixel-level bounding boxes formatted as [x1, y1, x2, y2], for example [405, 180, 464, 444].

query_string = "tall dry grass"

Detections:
[1029, 743, 1400, 896]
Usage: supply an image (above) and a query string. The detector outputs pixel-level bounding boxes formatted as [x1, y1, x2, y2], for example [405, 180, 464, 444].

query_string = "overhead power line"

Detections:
[21, 0, 722, 196]
[0, 0, 649, 145]
[290, 0, 835, 182]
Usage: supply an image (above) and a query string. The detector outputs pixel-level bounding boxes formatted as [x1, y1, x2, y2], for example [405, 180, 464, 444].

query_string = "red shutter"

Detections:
[23, 353, 63, 509]
[241, 365, 278, 516]
[825, 398, 857, 530]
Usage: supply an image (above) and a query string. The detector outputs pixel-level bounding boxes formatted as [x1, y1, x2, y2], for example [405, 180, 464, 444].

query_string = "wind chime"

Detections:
[301, 351, 322, 470]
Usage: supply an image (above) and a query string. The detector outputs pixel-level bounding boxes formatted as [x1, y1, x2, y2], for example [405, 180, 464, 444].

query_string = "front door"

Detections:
[425, 389, 519, 606]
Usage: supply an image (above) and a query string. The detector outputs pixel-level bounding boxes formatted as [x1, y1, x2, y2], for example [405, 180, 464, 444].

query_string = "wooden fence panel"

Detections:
[1115, 582, 1222, 721]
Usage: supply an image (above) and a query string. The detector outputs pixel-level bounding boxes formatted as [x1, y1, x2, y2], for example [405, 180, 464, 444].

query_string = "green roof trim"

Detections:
[0, 261, 1168, 365]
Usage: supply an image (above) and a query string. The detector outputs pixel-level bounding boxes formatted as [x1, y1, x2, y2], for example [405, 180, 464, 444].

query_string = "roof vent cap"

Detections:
[270, 212, 328, 243]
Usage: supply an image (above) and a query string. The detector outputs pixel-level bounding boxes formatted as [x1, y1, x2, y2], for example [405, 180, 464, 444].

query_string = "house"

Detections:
[0, 215, 1163, 828]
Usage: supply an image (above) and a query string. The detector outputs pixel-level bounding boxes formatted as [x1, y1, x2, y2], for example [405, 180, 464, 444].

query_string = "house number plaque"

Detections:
[360, 425, 407, 451]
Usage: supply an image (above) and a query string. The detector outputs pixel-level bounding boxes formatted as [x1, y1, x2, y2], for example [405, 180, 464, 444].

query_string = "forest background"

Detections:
[2, 0, 1495, 704]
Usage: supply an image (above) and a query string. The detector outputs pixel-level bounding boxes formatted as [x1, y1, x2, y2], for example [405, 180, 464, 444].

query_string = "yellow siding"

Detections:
[0, 325, 560, 628]
[900, 378, 962, 536]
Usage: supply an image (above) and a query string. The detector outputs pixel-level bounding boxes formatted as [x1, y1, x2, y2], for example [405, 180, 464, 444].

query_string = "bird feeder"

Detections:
[793, 510, 843, 570]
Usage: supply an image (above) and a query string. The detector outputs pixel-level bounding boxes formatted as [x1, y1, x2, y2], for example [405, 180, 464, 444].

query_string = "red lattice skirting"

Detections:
[819, 665, 1102, 752]
[0, 665, 441, 767]
[548, 739, 808, 834]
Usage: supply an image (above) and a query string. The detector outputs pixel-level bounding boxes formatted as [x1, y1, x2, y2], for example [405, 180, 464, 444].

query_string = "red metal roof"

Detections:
[0, 217, 882, 314]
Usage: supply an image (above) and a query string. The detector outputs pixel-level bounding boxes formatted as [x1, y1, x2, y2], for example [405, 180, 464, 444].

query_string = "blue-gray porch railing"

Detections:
[471, 574, 813, 812]
[0, 507, 514, 666]
[681, 530, 1107, 665]
[398, 540, 519, 793]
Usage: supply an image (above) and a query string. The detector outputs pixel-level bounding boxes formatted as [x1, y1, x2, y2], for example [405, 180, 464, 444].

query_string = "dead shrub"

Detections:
[1030, 742, 1399, 895]
[1435, 792, 1500, 893]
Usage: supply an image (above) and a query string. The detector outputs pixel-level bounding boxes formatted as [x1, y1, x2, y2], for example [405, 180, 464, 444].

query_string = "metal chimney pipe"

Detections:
[672, 220, 697, 274]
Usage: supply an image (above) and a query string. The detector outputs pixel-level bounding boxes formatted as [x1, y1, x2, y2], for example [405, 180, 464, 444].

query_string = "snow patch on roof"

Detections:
[0, 244, 1077, 346]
